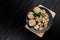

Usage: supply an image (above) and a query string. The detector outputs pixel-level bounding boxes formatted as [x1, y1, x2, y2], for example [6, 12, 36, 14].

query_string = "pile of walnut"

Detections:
[27, 7, 49, 30]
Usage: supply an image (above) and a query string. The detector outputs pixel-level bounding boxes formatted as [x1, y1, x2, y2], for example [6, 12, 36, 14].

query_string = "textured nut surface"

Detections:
[33, 7, 41, 13]
[28, 12, 34, 19]
[29, 20, 36, 26]
[34, 25, 39, 30]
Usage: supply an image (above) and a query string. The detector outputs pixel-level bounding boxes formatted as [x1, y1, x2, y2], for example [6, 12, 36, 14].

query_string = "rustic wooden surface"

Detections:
[25, 5, 56, 38]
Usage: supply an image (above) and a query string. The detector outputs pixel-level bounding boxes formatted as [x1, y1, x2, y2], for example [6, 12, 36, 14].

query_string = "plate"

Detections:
[26, 7, 53, 32]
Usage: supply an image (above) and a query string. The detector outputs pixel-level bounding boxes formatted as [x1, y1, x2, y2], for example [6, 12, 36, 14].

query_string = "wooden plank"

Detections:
[25, 5, 56, 38]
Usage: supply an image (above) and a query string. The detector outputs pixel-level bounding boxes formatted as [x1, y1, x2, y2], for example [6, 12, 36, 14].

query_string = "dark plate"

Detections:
[26, 7, 53, 32]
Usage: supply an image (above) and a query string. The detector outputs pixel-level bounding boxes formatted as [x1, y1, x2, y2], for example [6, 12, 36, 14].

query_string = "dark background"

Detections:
[0, 0, 60, 40]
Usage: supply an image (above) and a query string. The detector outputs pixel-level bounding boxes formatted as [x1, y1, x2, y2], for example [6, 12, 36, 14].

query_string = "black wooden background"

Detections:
[0, 0, 60, 40]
